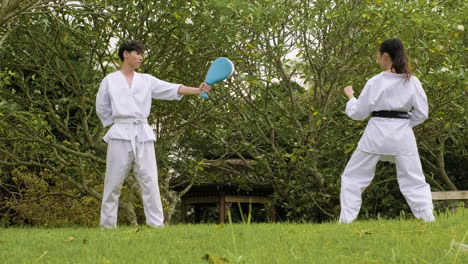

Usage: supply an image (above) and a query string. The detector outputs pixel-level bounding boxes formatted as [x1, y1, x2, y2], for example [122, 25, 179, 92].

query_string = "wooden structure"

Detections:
[170, 158, 277, 224]
[431, 191, 468, 201]
[180, 184, 276, 224]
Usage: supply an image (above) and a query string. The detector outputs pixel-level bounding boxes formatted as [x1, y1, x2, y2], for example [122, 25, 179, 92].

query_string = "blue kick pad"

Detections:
[201, 57, 234, 99]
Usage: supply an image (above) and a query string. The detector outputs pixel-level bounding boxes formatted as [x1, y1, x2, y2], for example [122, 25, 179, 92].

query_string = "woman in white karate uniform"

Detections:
[96, 40, 210, 228]
[339, 38, 435, 223]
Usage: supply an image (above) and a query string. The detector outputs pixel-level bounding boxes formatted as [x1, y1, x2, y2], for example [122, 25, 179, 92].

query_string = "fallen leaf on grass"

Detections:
[65, 236, 74, 242]
[214, 224, 224, 229]
[34, 250, 48, 263]
[202, 253, 229, 264]
[451, 240, 468, 253]
[101, 256, 112, 264]
[356, 229, 374, 237]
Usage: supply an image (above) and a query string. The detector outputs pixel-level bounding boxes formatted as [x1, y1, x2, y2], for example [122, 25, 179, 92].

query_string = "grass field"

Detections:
[0, 209, 466, 264]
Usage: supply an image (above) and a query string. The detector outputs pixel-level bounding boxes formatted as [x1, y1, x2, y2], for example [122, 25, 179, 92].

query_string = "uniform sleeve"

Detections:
[96, 78, 113, 127]
[409, 77, 428, 127]
[150, 75, 184, 100]
[345, 81, 373, 120]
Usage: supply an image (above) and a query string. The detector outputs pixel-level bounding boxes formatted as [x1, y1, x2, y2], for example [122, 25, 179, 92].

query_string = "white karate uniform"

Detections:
[96, 70, 183, 228]
[339, 72, 435, 223]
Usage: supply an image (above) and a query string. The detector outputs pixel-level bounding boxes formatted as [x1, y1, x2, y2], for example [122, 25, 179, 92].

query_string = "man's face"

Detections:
[123, 50, 143, 69]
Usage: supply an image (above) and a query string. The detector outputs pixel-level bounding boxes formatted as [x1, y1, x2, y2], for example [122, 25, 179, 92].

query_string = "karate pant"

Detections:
[339, 150, 435, 223]
[100, 138, 164, 228]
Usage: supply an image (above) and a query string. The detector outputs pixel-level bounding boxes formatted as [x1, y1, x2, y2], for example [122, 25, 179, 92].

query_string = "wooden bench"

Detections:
[431, 191, 468, 201]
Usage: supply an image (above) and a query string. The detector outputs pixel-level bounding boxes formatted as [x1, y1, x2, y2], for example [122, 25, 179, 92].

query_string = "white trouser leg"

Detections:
[133, 140, 164, 227]
[100, 139, 134, 228]
[395, 155, 435, 222]
[339, 150, 380, 223]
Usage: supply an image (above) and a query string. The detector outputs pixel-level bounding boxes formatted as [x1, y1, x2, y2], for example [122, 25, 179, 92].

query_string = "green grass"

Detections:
[0, 209, 467, 264]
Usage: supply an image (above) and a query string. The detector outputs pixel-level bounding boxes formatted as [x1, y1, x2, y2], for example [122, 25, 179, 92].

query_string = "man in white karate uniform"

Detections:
[96, 40, 210, 228]
[339, 38, 435, 224]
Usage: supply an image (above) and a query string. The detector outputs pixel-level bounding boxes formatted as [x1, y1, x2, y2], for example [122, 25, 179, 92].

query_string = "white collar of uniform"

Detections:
[381, 71, 406, 78]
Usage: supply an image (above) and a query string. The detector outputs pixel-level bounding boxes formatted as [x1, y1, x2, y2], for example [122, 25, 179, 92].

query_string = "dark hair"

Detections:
[118, 40, 145, 61]
[379, 38, 412, 78]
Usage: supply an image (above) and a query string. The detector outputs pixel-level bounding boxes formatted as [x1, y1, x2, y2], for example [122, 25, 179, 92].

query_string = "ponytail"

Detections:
[379, 38, 412, 79]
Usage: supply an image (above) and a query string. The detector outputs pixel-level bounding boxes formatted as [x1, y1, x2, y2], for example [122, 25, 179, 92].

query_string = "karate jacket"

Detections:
[346, 72, 428, 155]
[96, 71, 183, 143]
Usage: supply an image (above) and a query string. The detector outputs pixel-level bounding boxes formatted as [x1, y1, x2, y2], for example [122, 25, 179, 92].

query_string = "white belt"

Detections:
[114, 117, 148, 124]
[113, 118, 148, 158]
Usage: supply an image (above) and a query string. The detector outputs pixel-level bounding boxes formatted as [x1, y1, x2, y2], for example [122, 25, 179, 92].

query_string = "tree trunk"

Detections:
[436, 137, 458, 191]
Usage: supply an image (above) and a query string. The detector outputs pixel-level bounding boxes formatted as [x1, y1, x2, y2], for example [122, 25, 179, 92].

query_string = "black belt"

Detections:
[371, 110, 410, 119]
